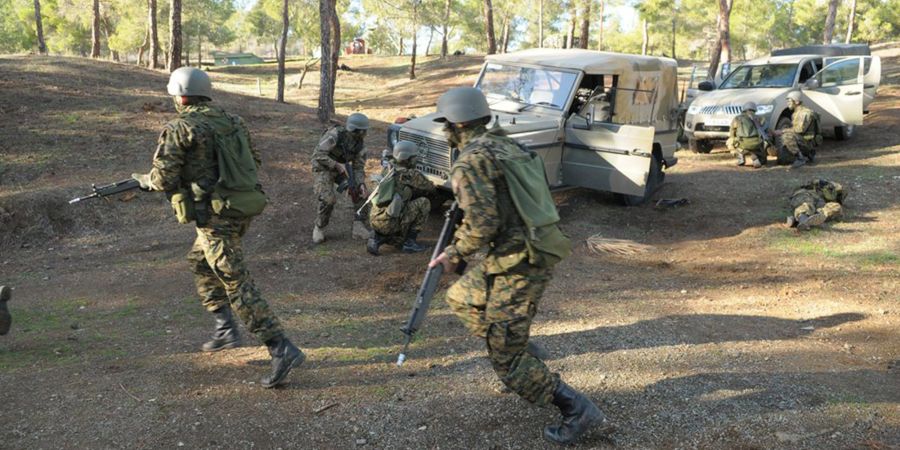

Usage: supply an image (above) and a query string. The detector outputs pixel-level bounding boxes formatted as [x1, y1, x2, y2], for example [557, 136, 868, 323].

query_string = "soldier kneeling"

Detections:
[786, 178, 846, 231]
[367, 140, 435, 255]
[726, 102, 767, 168]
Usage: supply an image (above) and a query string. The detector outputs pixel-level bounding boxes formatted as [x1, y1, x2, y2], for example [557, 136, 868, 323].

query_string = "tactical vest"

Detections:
[733, 115, 762, 150]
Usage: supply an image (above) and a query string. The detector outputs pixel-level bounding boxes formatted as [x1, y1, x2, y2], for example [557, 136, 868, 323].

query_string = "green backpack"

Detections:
[204, 111, 267, 218]
[490, 142, 572, 268]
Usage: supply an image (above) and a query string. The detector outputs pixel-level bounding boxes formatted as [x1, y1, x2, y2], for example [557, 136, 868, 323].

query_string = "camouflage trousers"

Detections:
[727, 141, 765, 164]
[779, 131, 814, 163]
[446, 260, 559, 407]
[313, 170, 366, 229]
[369, 197, 430, 244]
[790, 190, 843, 222]
[187, 214, 284, 343]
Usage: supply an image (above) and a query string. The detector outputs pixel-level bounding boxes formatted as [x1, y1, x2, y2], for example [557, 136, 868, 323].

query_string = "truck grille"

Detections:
[399, 131, 451, 179]
[699, 105, 742, 115]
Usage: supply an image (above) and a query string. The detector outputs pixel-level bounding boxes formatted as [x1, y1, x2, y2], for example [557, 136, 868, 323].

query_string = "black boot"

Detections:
[261, 336, 305, 388]
[735, 153, 746, 166]
[367, 232, 387, 256]
[201, 307, 241, 352]
[0, 285, 11, 336]
[401, 231, 426, 253]
[543, 382, 615, 445]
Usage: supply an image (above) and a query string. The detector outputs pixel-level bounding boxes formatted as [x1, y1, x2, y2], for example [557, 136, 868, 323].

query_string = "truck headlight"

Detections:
[387, 125, 400, 148]
[755, 104, 774, 115]
[687, 104, 702, 115]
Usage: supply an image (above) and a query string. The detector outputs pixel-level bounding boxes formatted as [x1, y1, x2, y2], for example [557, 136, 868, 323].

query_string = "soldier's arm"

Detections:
[352, 146, 367, 184]
[411, 171, 436, 196]
[729, 119, 739, 140]
[311, 130, 339, 170]
[443, 154, 500, 263]
[148, 121, 190, 192]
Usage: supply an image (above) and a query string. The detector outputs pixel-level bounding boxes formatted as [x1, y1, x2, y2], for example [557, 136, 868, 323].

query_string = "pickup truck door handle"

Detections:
[844, 91, 861, 96]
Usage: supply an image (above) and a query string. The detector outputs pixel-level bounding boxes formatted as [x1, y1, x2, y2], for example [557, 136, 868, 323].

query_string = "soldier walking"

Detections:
[366, 140, 434, 255]
[774, 91, 821, 168]
[311, 113, 370, 244]
[131, 67, 303, 388]
[427, 87, 613, 445]
[726, 102, 766, 168]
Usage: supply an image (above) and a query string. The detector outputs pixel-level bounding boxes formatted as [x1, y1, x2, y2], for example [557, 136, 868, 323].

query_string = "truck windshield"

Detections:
[477, 63, 577, 110]
[719, 64, 798, 89]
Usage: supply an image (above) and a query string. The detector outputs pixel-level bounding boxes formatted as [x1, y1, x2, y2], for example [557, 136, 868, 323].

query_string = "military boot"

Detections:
[790, 155, 808, 169]
[797, 212, 827, 231]
[351, 221, 369, 240]
[367, 232, 387, 256]
[785, 216, 798, 228]
[202, 307, 241, 352]
[749, 155, 762, 168]
[312, 225, 325, 244]
[543, 382, 615, 445]
[735, 153, 746, 166]
[0, 285, 11, 336]
[261, 336, 305, 388]
[401, 231, 426, 253]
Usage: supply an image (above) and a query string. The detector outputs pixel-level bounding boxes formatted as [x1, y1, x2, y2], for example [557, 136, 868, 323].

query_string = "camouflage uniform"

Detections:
[368, 165, 434, 246]
[780, 104, 818, 163]
[726, 114, 765, 165]
[789, 179, 845, 224]
[444, 126, 559, 407]
[149, 103, 284, 343]
[311, 126, 367, 229]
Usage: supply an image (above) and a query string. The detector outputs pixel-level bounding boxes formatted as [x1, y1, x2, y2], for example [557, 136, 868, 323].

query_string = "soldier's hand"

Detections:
[131, 172, 152, 191]
[336, 164, 348, 177]
[428, 251, 457, 273]
[358, 183, 368, 198]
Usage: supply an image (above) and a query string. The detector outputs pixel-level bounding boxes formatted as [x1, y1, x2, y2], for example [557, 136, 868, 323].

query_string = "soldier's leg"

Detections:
[781, 131, 807, 167]
[314, 172, 337, 242]
[820, 202, 843, 222]
[446, 263, 490, 338]
[399, 197, 430, 253]
[188, 232, 241, 351]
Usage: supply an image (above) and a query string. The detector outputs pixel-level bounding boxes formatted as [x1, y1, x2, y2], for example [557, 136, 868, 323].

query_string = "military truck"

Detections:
[684, 45, 881, 153]
[387, 49, 681, 205]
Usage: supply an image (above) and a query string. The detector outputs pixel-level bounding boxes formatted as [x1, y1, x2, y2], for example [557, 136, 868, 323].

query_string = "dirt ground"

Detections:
[0, 50, 897, 450]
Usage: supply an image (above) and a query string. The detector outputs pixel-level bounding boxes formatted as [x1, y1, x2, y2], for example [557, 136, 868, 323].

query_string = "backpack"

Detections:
[204, 111, 267, 218]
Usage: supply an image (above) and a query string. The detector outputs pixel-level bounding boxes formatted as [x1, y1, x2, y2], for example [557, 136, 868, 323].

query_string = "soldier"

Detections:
[773, 91, 821, 168]
[726, 102, 765, 168]
[366, 140, 435, 255]
[427, 87, 613, 445]
[311, 113, 370, 244]
[787, 178, 846, 231]
[0, 285, 11, 335]
[131, 67, 303, 388]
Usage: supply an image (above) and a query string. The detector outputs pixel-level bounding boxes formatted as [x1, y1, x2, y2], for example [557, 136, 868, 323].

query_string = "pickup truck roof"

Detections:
[484, 49, 677, 74]
[771, 44, 870, 57]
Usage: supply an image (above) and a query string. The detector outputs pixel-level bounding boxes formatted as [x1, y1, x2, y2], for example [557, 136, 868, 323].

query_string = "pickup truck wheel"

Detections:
[772, 116, 793, 157]
[616, 156, 662, 206]
[688, 138, 712, 154]
[834, 125, 854, 141]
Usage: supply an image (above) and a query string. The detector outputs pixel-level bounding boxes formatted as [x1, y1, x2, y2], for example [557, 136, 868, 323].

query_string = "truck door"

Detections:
[802, 57, 866, 128]
[561, 116, 655, 197]
[862, 56, 882, 112]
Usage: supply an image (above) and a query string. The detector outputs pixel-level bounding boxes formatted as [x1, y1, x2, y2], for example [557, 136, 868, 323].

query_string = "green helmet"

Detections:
[786, 91, 802, 103]
[433, 87, 491, 124]
[393, 140, 418, 163]
[346, 113, 370, 131]
[742, 101, 757, 112]
[167, 67, 212, 99]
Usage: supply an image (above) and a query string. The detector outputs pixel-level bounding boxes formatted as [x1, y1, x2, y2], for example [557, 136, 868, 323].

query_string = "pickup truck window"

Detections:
[478, 63, 577, 110]
[821, 58, 861, 87]
[720, 64, 799, 89]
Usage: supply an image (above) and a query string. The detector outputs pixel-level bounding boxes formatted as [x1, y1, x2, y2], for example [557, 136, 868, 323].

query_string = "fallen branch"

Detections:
[119, 383, 142, 402]
[314, 402, 339, 414]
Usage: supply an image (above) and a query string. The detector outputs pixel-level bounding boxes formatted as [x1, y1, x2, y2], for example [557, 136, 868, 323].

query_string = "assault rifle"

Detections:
[336, 163, 364, 205]
[397, 201, 466, 366]
[69, 178, 141, 204]
[751, 115, 776, 149]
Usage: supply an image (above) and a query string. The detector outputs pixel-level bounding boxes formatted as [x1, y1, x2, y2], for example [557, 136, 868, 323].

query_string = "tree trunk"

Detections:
[641, 19, 648, 55]
[100, 15, 116, 61]
[707, 0, 733, 81]
[579, 0, 590, 49]
[33, 0, 47, 54]
[425, 26, 434, 56]
[398, 37, 404, 56]
[329, 2, 340, 104]
[441, 0, 450, 57]
[566, 5, 576, 49]
[823, 0, 840, 44]
[483, 0, 496, 54]
[597, 0, 604, 51]
[138, 27, 149, 65]
[845, 0, 857, 43]
[91, 0, 100, 58]
[410, 1, 418, 80]
[501, 18, 510, 53]
[167, 0, 182, 72]
[318, 0, 336, 122]
[671, 17, 676, 59]
[276, 0, 289, 103]
[149, 0, 160, 68]
[538, 0, 543, 48]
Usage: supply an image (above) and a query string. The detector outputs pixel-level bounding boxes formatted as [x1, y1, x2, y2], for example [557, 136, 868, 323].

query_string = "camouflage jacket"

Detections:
[790, 105, 817, 137]
[370, 164, 434, 218]
[311, 125, 366, 184]
[149, 103, 259, 193]
[728, 114, 762, 149]
[444, 126, 530, 274]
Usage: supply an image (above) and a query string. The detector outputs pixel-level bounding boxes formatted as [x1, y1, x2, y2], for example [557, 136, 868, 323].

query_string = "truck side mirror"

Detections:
[804, 78, 820, 89]
[698, 80, 715, 91]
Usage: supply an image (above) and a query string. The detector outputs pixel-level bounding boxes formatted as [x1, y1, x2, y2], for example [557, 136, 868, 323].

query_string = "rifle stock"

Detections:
[69, 178, 141, 204]
[397, 201, 465, 366]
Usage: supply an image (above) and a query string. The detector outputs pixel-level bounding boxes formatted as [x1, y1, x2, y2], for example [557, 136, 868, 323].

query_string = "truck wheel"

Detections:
[688, 138, 712, 154]
[834, 125, 854, 141]
[772, 116, 793, 157]
[616, 156, 662, 206]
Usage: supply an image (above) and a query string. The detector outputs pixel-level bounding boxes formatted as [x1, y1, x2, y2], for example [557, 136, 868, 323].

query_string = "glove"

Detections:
[131, 172, 152, 191]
